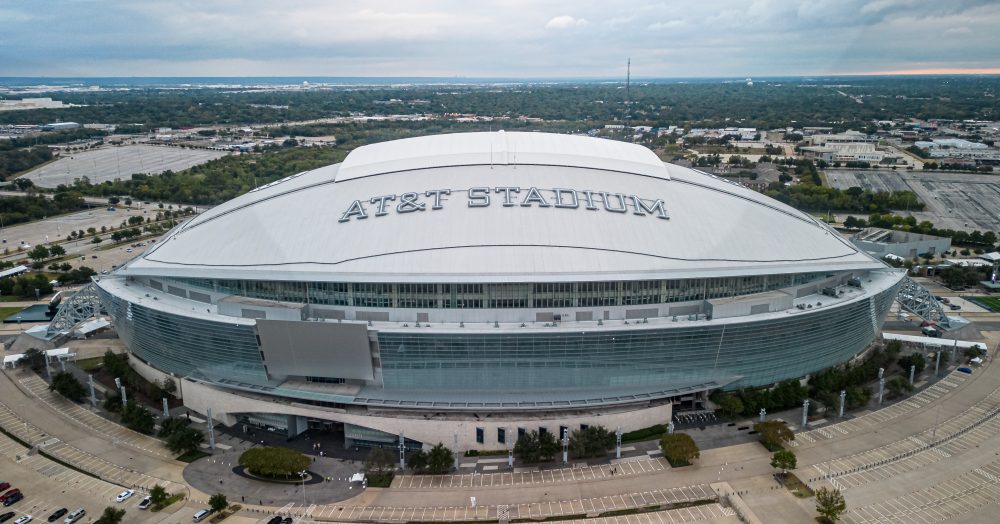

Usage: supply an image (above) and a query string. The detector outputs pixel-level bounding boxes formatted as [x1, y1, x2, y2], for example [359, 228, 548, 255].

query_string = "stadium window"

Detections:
[497, 427, 506, 445]
[476, 427, 484, 444]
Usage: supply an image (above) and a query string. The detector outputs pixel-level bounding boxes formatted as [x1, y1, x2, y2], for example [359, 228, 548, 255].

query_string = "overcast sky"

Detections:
[1, 0, 998, 78]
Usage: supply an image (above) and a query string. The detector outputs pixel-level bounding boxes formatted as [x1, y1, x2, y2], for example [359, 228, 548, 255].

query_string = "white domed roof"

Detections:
[125, 132, 882, 282]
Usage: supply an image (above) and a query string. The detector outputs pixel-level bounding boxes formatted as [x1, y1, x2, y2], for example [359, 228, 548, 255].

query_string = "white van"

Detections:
[64, 509, 86, 524]
[192, 510, 210, 522]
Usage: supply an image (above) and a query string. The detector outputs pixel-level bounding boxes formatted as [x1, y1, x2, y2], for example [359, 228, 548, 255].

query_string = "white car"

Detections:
[115, 489, 135, 503]
[137, 496, 152, 510]
[14, 516, 32, 524]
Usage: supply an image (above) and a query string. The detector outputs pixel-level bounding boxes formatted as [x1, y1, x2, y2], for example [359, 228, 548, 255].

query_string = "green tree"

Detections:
[166, 426, 205, 455]
[364, 447, 396, 485]
[209, 493, 228, 513]
[514, 430, 560, 463]
[21, 347, 46, 373]
[157, 416, 191, 438]
[406, 449, 428, 473]
[48, 244, 66, 257]
[426, 443, 455, 474]
[50, 372, 87, 402]
[99, 506, 126, 524]
[120, 401, 156, 434]
[815, 487, 847, 522]
[885, 376, 914, 400]
[659, 433, 699, 467]
[754, 420, 795, 451]
[770, 450, 797, 476]
[713, 394, 744, 418]
[149, 485, 168, 508]
[27, 244, 50, 261]
[568, 426, 614, 459]
[897, 353, 926, 375]
[239, 447, 310, 478]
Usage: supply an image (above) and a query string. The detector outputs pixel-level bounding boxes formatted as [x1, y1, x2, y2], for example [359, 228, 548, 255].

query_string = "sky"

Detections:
[1, 0, 998, 78]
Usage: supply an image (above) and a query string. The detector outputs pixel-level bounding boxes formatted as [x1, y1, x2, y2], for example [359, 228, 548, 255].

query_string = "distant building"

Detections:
[806, 130, 877, 146]
[800, 143, 888, 164]
[0, 98, 72, 111]
[42, 122, 81, 131]
[913, 138, 1000, 163]
[851, 228, 951, 260]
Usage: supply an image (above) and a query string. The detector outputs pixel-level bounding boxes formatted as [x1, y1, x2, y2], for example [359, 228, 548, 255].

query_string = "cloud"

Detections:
[0, 0, 998, 77]
[545, 15, 588, 29]
[647, 20, 684, 30]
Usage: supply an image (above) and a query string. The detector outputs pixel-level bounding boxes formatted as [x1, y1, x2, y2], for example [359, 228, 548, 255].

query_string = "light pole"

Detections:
[300, 469, 307, 507]
[561, 428, 569, 464]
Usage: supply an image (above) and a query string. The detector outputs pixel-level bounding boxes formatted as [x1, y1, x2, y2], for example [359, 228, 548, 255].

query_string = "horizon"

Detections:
[1, 1, 997, 78]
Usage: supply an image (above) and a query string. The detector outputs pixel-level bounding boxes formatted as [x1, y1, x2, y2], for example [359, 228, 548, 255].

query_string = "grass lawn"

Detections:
[0, 306, 25, 320]
[76, 356, 103, 373]
[176, 450, 211, 463]
[969, 296, 1000, 312]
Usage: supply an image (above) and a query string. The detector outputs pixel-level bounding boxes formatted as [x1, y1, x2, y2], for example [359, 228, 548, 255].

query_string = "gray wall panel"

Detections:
[257, 320, 374, 381]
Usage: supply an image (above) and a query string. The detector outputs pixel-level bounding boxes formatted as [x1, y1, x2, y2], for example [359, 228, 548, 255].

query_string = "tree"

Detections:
[568, 426, 614, 459]
[209, 493, 228, 513]
[21, 347, 46, 373]
[161, 378, 177, 395]
[158, 416, 191, 438]
[239, 447, 310, 478]
[713, 394, 744, 418]
[886, 376, 914, 400]
[897, 353, 926, 375]
[770, 450, 797, 476]
[514, 430, 560, 463]
[406, 449, 428, 473]
[659, 433, 699, 466]
[49, 244, 66, 257]
[815, 487, 847, 522]
[754, 420, 794, 451]
[149, 485, 168, 507]
[99, 507, 126, 524]
[120, 401, 155, 434]
[27, 244, 50, 261]
[364, 447, 396, 484]
[166, 426, 205, 455]
[426, 442, 455, 474]
[50, 372, 87, 402]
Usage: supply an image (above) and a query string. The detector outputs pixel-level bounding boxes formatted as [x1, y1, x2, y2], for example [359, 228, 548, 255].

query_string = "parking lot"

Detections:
[825, 169, 1000, 232]
[393, 456, 670, 489]
[23, 145, 228, 188]
[789, 373, 965, 449]
[17, 375, 174, 459]
[842, 460, 1000, 523]
[288, 483, 720, 523]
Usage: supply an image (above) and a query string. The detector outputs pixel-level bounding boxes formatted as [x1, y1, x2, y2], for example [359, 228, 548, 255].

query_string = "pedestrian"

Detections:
[242, 496, 245, 503]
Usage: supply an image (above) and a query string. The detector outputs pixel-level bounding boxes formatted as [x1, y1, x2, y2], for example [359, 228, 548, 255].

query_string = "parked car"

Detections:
[115, 489, 134, 503]
[1, 491, 22, 507]
[949, 304, 961, 310]
[47, 509, 67, 523]
[266, 517, 283, 524]
[0, 484, 8, 493]
[137, 497, 151, 510]
[0, 512, 15, 523]
[14, 515, 32, 524]
[63, 509, 85, 524]
[958, 367, 973, 374]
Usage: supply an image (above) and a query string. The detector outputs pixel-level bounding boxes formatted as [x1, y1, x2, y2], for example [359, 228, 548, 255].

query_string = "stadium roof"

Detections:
[125, 132, 884, 283]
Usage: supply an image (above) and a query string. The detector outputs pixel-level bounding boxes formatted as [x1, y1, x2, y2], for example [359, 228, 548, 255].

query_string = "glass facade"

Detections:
[98, 274, 900, 407]
[177, 272, 828, 310]
[376, 283, 897, 394]
[98, 287, 268, 385]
